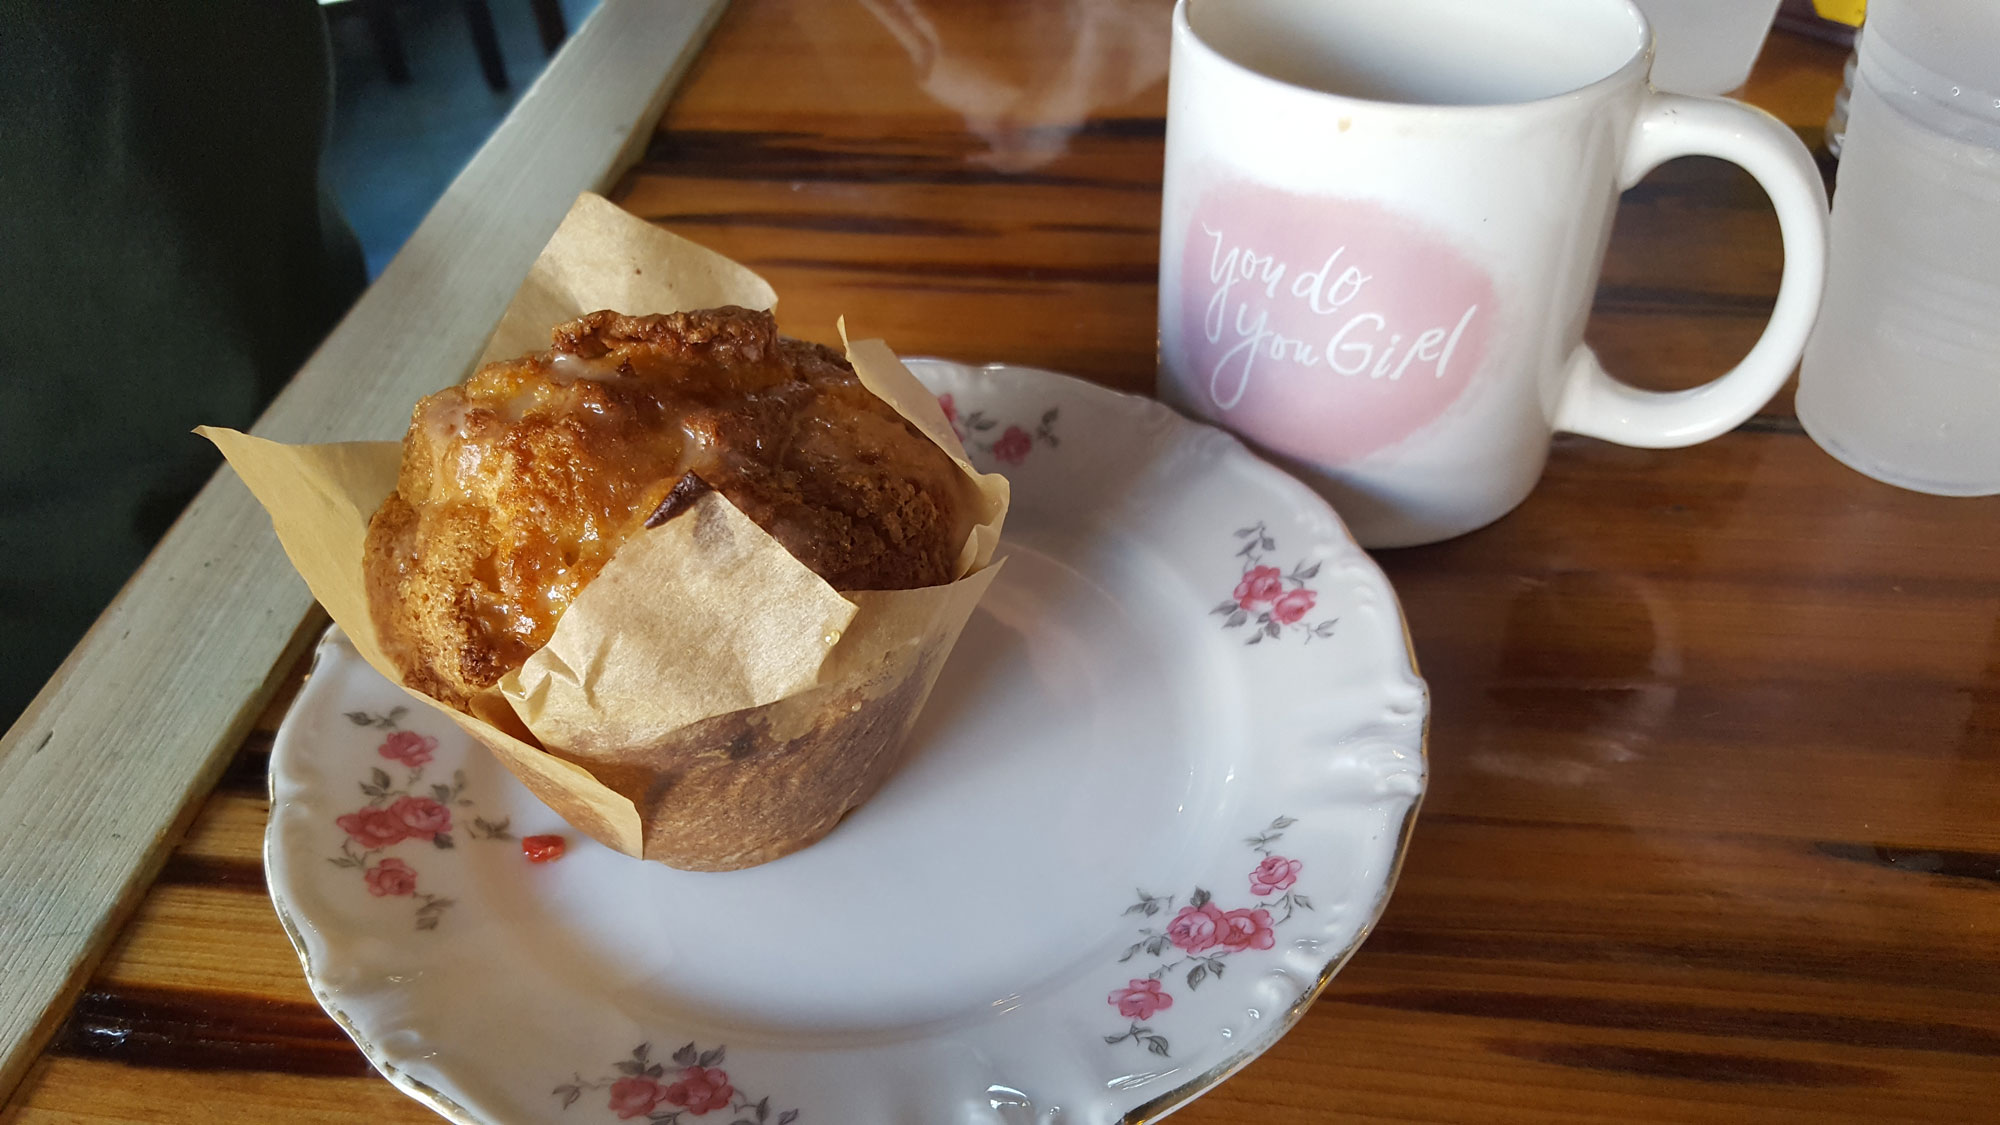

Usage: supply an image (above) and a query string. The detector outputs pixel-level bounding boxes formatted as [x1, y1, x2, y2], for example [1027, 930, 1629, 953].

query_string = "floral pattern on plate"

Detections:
[1213, 522, 1339, 645]
[555, 1043, 799, 1124]
[938, 393, 1059, 465]
[328, 707, 516, 930]
[1103, 816, 1313, 1056]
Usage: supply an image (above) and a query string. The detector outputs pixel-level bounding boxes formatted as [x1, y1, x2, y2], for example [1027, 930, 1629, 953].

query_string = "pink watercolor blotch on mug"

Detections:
[1157, 0, 1830, 547]
[1182, 184, 1495, 466]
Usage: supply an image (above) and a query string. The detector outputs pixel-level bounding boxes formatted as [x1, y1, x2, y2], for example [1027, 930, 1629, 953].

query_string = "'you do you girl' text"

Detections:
[1197, 223, 1481, 411]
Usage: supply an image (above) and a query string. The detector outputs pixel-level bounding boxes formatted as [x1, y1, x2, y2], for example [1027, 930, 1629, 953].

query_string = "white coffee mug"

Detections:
[1157, 0, 1829, 547]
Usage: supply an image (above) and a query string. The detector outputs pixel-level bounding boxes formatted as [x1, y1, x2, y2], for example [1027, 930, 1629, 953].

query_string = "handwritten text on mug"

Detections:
[1179, 184, 1495, 465]
[1200, 226, 1479, 408]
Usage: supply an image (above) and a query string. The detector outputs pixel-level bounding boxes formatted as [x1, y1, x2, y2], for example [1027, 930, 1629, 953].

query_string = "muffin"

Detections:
[354, 306, 1000, 868]
[207, 197, 1006, 870]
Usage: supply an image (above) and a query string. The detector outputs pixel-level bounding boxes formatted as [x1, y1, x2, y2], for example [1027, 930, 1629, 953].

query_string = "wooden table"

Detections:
[9, 3, 2000, 1121]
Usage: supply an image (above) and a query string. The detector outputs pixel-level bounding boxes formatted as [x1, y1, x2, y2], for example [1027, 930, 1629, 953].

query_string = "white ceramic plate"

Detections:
[266, 360, 1428, 1125]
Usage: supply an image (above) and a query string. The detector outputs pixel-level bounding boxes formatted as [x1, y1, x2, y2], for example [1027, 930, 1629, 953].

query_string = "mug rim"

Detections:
[1174, 0, 1656, 115]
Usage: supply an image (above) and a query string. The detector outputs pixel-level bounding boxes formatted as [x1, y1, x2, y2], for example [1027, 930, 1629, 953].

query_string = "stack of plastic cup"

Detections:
[1631, 0, 1783, 95]
[1796, 0, 2000, 495]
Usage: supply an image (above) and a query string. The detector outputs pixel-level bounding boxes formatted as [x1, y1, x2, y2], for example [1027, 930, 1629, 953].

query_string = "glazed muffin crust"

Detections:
[364, 306, 973, 706]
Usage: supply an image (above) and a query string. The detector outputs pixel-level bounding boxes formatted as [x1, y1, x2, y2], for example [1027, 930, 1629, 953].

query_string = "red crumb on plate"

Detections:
[522, 835, 566, 864]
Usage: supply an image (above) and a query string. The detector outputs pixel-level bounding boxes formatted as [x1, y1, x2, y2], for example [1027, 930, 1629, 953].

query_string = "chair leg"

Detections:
[529, 0, 568, 54]
[462, 0, 509, 91]
[358, 0, 411, 84]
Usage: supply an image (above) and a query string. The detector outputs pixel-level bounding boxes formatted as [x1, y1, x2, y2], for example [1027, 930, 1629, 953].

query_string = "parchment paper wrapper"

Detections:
[203, 193, 1009, 869]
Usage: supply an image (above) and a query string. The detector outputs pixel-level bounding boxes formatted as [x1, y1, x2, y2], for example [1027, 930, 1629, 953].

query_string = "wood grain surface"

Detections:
[8, 3, 1999, 1122]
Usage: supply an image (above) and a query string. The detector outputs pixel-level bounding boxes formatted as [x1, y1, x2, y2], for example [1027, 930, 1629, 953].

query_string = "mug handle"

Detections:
[1554, 93, 1829, 447]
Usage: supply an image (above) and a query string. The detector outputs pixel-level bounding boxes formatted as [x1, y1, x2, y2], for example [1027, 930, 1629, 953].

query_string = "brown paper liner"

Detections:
[202, 193, 1008, 869]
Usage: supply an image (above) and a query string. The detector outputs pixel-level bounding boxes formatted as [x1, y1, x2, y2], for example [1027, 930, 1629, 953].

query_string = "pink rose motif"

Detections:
[991, 424, 1033, 465]
[1107, 978, 1173, 1021]
[377, 730, 437, 768]
[1270, 587, 1317, 625]
[389, 795, 452, 840]
[363, 857, 417, 897]
[335, 806, 408, 849]
[607, 1075, 667, 1120]
[1250, 855, 1302, 896]
[1233, 566, 1283, 610]
[1165, 902, 1226, 953]
[938, 392, 961, 431]
[663, 1066, 734, 1115]
[1217, 907, 1276, 952]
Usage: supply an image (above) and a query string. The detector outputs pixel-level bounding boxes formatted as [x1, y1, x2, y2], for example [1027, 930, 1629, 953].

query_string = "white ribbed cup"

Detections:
[1797, 0, 2000, 496]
